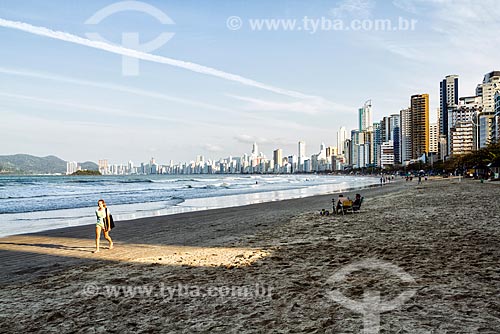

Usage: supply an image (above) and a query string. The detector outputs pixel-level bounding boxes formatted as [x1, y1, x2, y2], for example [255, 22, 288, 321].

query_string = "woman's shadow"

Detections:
[0, 241, 94, 252]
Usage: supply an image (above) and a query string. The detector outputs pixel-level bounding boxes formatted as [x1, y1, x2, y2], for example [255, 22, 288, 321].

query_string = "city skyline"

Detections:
[1, 1, 500, 163]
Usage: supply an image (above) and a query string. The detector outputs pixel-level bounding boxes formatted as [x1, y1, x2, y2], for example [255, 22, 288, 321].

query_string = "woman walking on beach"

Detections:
[94, 199, 113, 253]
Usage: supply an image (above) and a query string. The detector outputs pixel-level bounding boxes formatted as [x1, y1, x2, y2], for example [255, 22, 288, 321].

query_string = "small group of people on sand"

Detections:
[321, 193, 363, 216]
[335, 193, 362, 213]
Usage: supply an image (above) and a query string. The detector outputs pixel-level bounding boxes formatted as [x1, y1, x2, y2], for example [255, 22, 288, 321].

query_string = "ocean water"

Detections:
[0, 174, 378, 237]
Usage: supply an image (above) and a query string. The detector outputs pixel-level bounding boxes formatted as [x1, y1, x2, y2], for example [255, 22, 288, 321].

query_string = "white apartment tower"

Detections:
[66, 161, 78, 175]
[476, 71, 500, 146]
[298, 141, 306, 171]
[336, 126, 347, 156]
[429, 123, 439, 154]
[399, 108, 412, 163]
[359, 100, 373, 132]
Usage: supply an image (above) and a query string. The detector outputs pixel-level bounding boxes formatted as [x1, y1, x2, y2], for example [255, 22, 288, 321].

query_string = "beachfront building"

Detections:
[66, 161, 78, 175]
[359, 100, 373, 132]
[98, 159, 109, 175]
[286, 155, 297, 173]
[440, 75, 459, 158]
[362, 129, 374, 167]
[273, 149, 282, 172]
[380, 140, 394, 169]
[314, 143, 330, 171]
[479, 112, 495, 148]
[373, 122, 381, 167]
[400, 107, 412, 164]
[380, 116, 391, 142]
[410, 94, 430, 160]
[494, 92, 500, 143]
[448, 99, 476, 156]
[337, 126, 347, 156]
[297, 141, 306, 172]
[325, 146, 337, 159]
[429, 123, 439, 154]
[390, 114, 401, 164]
[476, 71, 500, 147]
[343, 139, 352, 168]
[350, 130, 360, 168]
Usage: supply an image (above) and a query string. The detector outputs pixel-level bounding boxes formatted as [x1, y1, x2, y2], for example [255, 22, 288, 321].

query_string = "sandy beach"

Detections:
[0, 178, 499, 333]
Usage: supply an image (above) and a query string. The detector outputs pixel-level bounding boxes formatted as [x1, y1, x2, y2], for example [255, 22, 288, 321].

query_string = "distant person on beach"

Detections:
[94, 199, 113, 253]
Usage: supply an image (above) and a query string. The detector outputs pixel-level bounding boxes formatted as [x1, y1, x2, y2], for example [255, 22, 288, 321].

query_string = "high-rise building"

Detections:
[359, 100, 373, 132]
[362, 129, 374, 167]
[343, 139, 352, 167]
[440, 75, 459, 142]
[325, 146, 337, 158]
[450, 112, 475, 156]
[251, 143, 258, 157]
[399, 108, 412, 163]
[298, 141, 306, 171]
[127, 160, 134, 174]
[273, 149, 283, 170]
[372, 122, 381, 167]
[380, 116, 391, 142]
[380, 140, 394, 169]
[410, 94, 430, 159]
[98, 159, 109, 175]
[449, 96, 483, 155]
[494, 92, 500, 143]
[477, 71, 500, 111]
[350, 130, 360, 168]
[429, 123, 439, 154]
[336, 126, 347, 155]
[390, 114, 401, 164]
[66, 161, 78, 175]
[476, 71, 500, 146]
[479, 114, 495, 148]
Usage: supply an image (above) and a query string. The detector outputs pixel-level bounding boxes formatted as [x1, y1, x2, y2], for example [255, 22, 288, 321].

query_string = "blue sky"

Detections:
[0, 0, 498, 163]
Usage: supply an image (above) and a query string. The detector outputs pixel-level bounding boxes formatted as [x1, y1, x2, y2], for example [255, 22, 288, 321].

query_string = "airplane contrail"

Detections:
[0, 18, 322, 101]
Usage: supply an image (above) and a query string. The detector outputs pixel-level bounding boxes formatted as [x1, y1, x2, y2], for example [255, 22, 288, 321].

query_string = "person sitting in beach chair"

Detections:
[334, 194, 353, 215]
[333, 194, 346, 214]
[352, 194, 363, 213]
[340, 199, 354, 214]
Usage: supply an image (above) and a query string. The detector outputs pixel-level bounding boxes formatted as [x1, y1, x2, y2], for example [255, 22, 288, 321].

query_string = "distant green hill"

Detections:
[0, 154, 98, 174]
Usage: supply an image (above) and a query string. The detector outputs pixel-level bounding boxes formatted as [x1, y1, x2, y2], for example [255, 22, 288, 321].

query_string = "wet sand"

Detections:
[0, 178, 499, 333]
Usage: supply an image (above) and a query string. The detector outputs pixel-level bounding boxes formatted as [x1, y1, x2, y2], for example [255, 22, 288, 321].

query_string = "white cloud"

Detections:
[367, 1, 499, 71]
[227, 94, 354, 115]
[234, 134, 292, 148]
[202, 144, 224, 152]
[0, 91, 232, 129]
[0, 67, 233, 113]
[234, 134, 258, 144]
[330, 0, 375, 19]
[0, 18, 327, 101]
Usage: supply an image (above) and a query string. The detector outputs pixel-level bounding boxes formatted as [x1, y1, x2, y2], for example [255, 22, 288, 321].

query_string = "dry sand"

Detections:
[0, 178, 499, 333]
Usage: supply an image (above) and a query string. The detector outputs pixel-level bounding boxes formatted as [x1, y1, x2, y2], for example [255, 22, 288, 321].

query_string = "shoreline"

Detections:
[0, 175, 382, 238]
[0, 179, 403, 285]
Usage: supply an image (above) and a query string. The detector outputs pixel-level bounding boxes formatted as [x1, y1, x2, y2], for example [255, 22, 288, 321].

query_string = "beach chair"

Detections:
[340, 200, 354, 215]
[352, 197, 364, 213]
